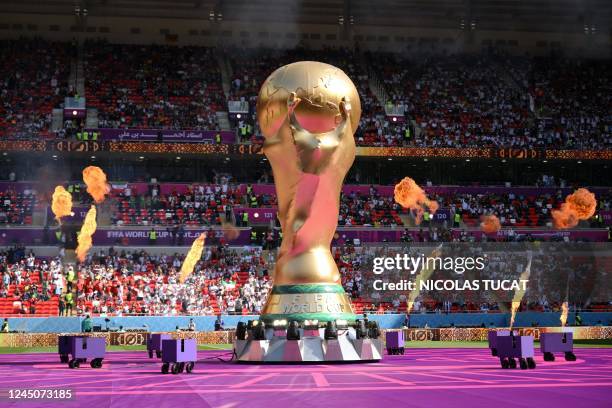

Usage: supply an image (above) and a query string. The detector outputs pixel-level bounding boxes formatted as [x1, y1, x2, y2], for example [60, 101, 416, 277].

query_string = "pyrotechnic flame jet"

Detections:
[509, 252, 532, 329]
[51, 185, 74, 224]
[406, 244, 443, 314]
[76, 205, 97, 262]
[179, 233, 207, 283]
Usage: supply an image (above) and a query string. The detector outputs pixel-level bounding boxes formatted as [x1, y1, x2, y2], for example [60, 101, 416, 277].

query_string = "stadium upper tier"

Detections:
[0, 181, 609, 229]
[1, 39, 610, 150]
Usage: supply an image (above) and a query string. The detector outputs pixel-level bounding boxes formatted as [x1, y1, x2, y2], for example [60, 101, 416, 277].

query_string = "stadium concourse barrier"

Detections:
[2, 312, 611, 333]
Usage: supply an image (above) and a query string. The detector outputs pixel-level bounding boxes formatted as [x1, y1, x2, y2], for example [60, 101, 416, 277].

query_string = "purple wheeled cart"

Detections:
[487, 330, 511, 356]
[540, 332, 576, 362]
[496, 335, 536, 370]
[58, 335, 73, 363]
[58, 336, 106, 369]
[147, 333, 172, 358]
[385, 331, 405, 355]
[160, 338, 197, 374]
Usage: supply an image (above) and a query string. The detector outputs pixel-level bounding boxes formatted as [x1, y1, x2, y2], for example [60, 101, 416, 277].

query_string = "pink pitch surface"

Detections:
[0, 348, 611, 408]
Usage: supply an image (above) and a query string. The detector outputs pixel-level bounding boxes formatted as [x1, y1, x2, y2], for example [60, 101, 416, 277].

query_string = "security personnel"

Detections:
[66, 267, 76, 291]
[81, 314, 93, 332]
[76, 131, 82, 141]
[55, 230, 63, 243]
[250, 195, 258, 207]
[454, 212, 461, 228]
[67, 184, 74, 193]
[73, 183, 80, 195]
[242, 212, 249, 226]
[91, 131, 98, 141]
[246, 124, 252, 136]
[65, 292, 74, 316]
[250, 230, 258, 245]
[246, 184, 253, 195]
[404, 127, 411, 141]
[149, 229, 157, 245]
[215, 132, 221, 144]
[82, 131, 89, 141]
[423, 211, 430, 226]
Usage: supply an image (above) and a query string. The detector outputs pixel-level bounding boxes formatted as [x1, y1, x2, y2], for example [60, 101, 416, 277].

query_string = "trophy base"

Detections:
[233, 328, 383, 363]
[260, 284, 357, 323]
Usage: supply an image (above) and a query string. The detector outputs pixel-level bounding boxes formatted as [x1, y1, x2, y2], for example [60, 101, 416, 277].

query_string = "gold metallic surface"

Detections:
[264, 293, 355, 316]
[256, 61, 361, 290]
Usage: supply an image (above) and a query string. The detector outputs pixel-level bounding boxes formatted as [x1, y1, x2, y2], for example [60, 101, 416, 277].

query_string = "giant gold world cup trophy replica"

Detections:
[233, 61, 382, 362]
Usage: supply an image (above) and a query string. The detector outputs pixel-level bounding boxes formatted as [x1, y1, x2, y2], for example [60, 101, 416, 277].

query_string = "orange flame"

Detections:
[51, 186, 74, 223]
[552, 188, 597, 229]
[552, 203, 580, 229]
[221, 222, 240, 241]
[82, 166, 110, 203]
[394, 177, 438, 224]
[560, 301, 569, 327]
[76, 205, 97, 262]
[480, 215, 501, 233]
[510, 255, 532, 329]
[178, 233, 207, 283]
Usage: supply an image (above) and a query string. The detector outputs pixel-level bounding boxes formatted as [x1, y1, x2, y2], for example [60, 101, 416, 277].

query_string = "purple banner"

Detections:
[234, 207, 277, 224]
[601, 211, 612, 226]
[0, 228, 251, 246]
[93, 228, 251, 246]
[331, 228, 609, 243]
[46, 205, 90, 223]
[0, 227, 608, 246]
[89, 128, 235, 144]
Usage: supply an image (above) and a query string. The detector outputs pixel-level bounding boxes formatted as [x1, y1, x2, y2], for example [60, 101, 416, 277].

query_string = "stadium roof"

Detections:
[1, 0, 611, 32]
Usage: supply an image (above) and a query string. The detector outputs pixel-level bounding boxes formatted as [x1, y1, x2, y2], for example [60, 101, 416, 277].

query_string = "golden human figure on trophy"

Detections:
[256, 61, 361, 322]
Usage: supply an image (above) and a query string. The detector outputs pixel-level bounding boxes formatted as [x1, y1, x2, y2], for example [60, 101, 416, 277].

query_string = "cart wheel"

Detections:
[60, 354, 68, 363]
[69, 359, 77, 369]
[527, 357, 536, 369]
[400, 348, 405, 355]
[185, 362, 194, 373]
[161, 363, 169, 374]
[180, 362, 186, 373]
[519, 358, 528, 370]
[156, 350, 162, 358]
[508, 358, 517, 369]
[543, 352, 553, 361]
[74, 360, 81, 368]
[491, 349, 498, 357]
[565, 352, 576, 361]
[500, 358, 509, 369]
[171, 363, 180, 374]
[148, 350, 153, 358]
[90, 359, 97, 368]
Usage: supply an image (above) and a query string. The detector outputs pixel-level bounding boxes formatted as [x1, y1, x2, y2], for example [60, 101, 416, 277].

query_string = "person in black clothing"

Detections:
[214, 315, 224, 331]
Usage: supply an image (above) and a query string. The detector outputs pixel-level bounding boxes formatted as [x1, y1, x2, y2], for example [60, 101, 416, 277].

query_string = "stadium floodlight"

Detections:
[324, 321, 338, 340]
[355, 319, 368, 339]
[335, 319, 349, 329]
[236, 322, 247, 340]
[273, 319, 288, 329]
[251, 320, 266, 340]
[286, 321, 300, 340]
[303, 320, 319, 330]
[72, 110, 78, 116]
[236, 113, 241, 119]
